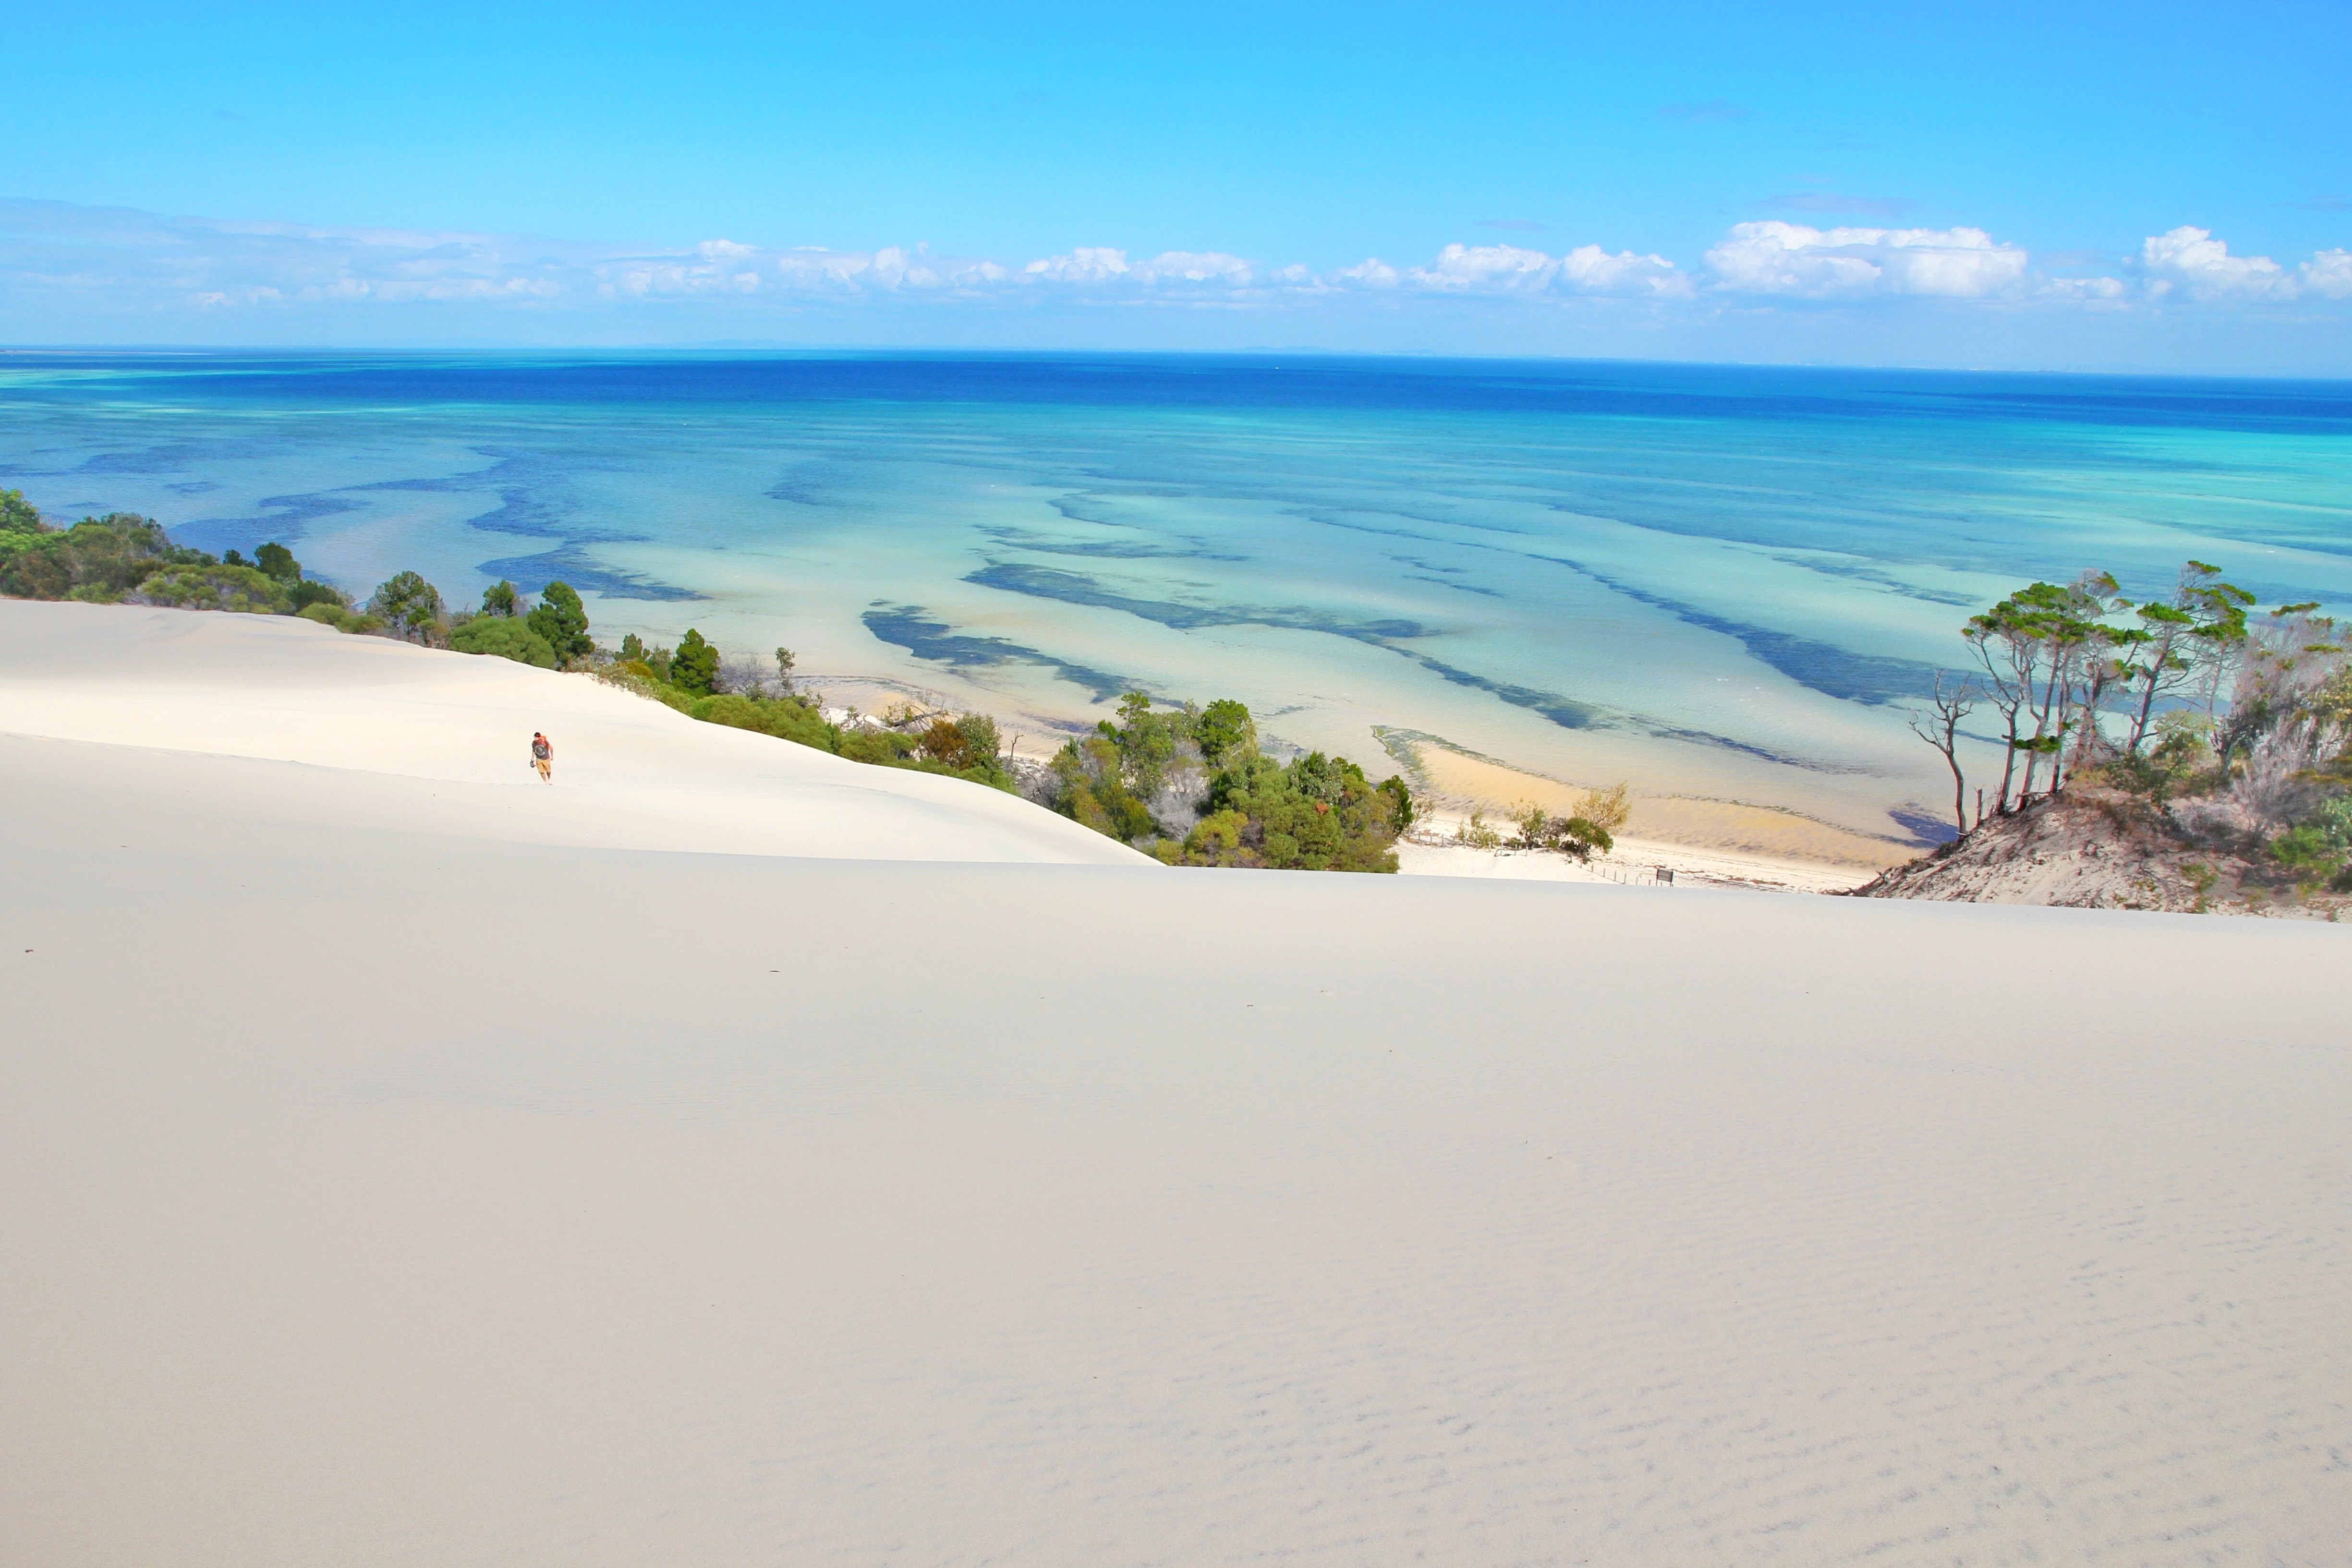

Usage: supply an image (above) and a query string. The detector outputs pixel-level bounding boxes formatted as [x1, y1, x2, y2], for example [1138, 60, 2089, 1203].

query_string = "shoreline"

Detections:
[800, 669, 1909, 883]
[1396, 811, 1880, 893]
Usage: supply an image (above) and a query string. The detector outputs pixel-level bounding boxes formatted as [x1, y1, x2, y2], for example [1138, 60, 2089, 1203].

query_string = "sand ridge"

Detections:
[0, 601, 1144, 866]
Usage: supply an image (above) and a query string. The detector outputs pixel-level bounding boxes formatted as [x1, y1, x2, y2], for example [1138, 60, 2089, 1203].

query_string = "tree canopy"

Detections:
[671, 627, 719, 693]
[1047, 694, 1408, 871]
[366, 571, 447, 645]
[449, 615, 559, 667]
[525, 581, 592, 662]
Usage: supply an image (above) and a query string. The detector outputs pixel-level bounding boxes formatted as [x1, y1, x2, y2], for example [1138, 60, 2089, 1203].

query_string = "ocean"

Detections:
[4, 350, 2348, 846]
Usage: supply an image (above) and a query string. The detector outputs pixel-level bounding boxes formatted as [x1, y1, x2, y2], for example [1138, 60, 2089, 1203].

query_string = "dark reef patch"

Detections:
[356, 451, 630, 543]
[475, 546, 703, 602]
[861, 605, 1133, 701]
[71, 444, 219, 476]
[1555, 558, 1942, 706]
[1771, 554, 1979, 608]
[764, 458, 865, 508]
[1408, 574, 1503, 598]
[982, 526, 1241, 562]
[968, 561, 1427, 642]
[1397, 652, 1604, 730]
[1399, 651, 1858, 772]
[181, 491, 364, 551]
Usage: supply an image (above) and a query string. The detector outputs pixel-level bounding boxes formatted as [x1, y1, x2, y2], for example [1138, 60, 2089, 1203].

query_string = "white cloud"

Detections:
[1022, 247, 1132, 285]
[2137, 226, 2296, 300]
[1706, 221, 2029, 298]
[2298, 248, 2352, 300]
[1406, 242, 1558, 292]
[2039, 274, 2129, 304]
[1332, 257, 1401, 289]
[1557, 243, 1691, 297]
[5, 198, 2350, 342]
[1330, 241, 1688, 299]
[1136, 251, 1255, 286]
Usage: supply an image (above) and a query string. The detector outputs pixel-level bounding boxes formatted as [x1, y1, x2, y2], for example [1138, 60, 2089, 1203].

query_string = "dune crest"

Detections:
[0, 601, 1145, 865]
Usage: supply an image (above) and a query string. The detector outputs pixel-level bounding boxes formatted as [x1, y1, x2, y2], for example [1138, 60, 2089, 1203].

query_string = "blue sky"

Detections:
[5, 0, 2349, 371]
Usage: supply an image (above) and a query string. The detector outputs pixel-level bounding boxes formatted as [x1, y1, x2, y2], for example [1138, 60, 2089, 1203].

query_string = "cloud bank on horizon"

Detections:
[5, 1, 2344, 371]
[5, 197, 2350, 368]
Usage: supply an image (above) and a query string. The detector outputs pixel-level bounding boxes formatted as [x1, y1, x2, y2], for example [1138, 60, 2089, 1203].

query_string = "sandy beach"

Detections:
[4, 602, 2348, 1567]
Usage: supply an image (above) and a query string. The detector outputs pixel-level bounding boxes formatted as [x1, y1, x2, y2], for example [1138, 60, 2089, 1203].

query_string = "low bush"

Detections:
[0, 504, 210, 601]
[689, 691, 838, 749]
[449, 615, 559, 667]
[367, 571, 448, 645]
[130, 564, 294, 614]
[297, 602, 384, 634]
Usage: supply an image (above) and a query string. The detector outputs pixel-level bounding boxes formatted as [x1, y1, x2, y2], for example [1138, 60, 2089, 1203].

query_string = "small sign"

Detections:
[1656, 867, 1674, 884]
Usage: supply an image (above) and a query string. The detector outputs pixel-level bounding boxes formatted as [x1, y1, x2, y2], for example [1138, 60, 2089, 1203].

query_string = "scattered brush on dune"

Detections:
[1886, 558, 2352, 916]
[1851, 780, 2350, 918]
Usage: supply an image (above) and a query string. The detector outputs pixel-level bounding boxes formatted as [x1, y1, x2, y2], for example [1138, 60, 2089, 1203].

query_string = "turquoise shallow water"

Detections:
[4, 351, 2348, 844]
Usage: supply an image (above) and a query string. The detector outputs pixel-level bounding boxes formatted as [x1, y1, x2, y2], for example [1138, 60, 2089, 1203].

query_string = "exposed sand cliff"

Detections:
[1851, 785, 2349, 919]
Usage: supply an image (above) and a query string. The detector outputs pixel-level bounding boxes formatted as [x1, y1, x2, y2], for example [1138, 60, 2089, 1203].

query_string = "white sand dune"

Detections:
[3, 602, 2348, 1567]
[0, 602, 1145, 865]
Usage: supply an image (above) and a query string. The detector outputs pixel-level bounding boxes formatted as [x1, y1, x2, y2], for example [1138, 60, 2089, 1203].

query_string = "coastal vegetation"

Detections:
[1888, 560, 2352, 912]
[1507, 783, 1633, 859]
[0, 493, 1021, 793]
[2, 496, 218, 601]
[19, 491, 2341, 901]
[1044, 692, 1411, 870]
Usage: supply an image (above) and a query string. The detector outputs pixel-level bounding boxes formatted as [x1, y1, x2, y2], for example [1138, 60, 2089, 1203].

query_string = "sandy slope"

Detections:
[3, 603, 2349, 1567]
[0, 602, 1144, 865]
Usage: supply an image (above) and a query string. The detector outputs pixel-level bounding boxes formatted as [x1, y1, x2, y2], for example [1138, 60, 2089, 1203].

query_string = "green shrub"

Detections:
[253, 542, 299, 581]
[835, 725, 918, 765]
[0, 509, 209, 601]
[0, 487, 41, 534]
[672, 627, 719, 693]
[955, 712, 1001, 768]
[131, 563, 294, 614]
[1562, 816, 1613, 856]
[1193, 748, 1400, 871]
[2270, 826, 2340, 873]
[367, 571, 447, 644]
[595, 662, 696, 713]
[1194, 698, 1257, 766]
[913, 715, 1009, 781]
[689, 691, 838, 749]
[297, 602, 383, 634]
[1051, 733, 1159, 843]
[525, 580, 592, 662]
[1181, 808, 1251, 866]
[449, 615, 559, 667]
[1379, 775, 1415, 832]
[1041, 694, 1402, 869]
[1455, 808, 1502, 850]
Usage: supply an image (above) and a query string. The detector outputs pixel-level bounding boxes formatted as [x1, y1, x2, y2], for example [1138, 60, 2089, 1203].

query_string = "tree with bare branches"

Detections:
[1905, 672, 1978, 833]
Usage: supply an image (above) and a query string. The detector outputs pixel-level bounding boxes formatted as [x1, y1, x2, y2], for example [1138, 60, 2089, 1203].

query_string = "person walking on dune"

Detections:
[531, 731, 554, 784]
